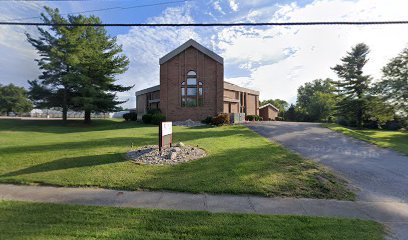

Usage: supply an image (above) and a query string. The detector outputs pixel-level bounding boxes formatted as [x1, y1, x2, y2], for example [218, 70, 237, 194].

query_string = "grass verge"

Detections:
[322, 123, 408, 155]
[0, 200, 385, 240]
[0, 119, 353, 199]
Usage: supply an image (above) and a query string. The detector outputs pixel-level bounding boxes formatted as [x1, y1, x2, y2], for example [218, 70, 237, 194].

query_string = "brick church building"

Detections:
[136, 39, 260, 121]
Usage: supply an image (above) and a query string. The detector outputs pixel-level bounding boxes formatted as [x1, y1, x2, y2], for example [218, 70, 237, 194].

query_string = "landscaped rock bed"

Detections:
[127, 143, 206, 165]
[172, 119, 206, 127]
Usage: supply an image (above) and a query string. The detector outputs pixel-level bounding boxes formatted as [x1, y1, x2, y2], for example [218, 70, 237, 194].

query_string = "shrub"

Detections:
[336, 118, 349, 126]
[246, 115, 262, 121]
[201, 116, 213, 124]
[123, 112, 137, 121]
[327, 116, 334, 123]
[142, 114, 152, 124]
[363, 120, 380, 129]
[211, 113, 230, 126]
[383, 118, 407, 130]
[151, 113, 166, 125]
[123, 113, 131, 121]
[147, 109, 161, 115]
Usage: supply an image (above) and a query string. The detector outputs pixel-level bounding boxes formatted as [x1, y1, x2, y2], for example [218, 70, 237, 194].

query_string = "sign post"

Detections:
[159, 121, 172, 152]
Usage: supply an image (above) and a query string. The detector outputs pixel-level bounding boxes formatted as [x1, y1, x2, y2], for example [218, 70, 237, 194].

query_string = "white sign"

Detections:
[161, 122, 172, 136]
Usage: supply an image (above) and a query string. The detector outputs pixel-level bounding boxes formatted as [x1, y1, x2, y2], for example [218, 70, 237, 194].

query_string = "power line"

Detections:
[0, 21, 408, 27]
[3, 0, 192, 21]
[0, 0, 90, 1]
[0, 0, 91, 1]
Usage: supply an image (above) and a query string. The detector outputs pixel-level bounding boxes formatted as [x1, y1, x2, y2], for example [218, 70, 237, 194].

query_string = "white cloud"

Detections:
[218, 0, 408, 103]
[213, 1, 226, 15]
[229, 0, 239, 12]
[0, 3, 42, 87]
[116, 4, 200, 108]
[2, 0, 408, 110]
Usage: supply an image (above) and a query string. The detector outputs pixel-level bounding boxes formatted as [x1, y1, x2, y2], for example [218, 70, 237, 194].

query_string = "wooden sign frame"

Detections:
[159, 121, 172, 151]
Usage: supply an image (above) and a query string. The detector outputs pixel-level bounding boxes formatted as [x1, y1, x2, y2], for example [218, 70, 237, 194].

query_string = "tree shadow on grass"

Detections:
[0, 137, 155, 155]
[134, 144, 354, 199]
[172, 125, 252, 143]
[0, 127, 250, 156]
[0, 119, 149, 134]
[1, 153, 127, 178]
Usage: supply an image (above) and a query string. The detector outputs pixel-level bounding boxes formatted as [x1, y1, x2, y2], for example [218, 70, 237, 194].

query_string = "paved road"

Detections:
[0, 184, 407, 239]
[248, 121, 408, 203]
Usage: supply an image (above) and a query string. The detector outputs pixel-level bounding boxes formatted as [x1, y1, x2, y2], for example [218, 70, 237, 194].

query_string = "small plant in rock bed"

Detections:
[246, 115, 263, 121]
[201, 116, 213, 125]
[211, 113, 230, 126]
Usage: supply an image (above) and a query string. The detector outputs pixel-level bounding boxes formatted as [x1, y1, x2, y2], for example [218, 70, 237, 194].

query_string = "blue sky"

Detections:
[1, 0, 407, 109]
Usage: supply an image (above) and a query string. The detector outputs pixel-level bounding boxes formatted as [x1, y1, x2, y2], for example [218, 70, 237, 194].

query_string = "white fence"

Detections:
[29, 109, 111, 119]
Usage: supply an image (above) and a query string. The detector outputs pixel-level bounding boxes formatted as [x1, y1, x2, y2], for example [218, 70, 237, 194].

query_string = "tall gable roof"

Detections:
[159, 39, 223, 65]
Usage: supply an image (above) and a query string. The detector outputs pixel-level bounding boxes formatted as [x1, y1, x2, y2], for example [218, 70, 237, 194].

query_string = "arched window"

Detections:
[181, 71, 203, 107]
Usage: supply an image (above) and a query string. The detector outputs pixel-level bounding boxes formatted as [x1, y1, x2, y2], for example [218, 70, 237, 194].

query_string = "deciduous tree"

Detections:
[296, 79, 336, 122]
[374, 47, 408, 117]
[0, 84, 32, 116]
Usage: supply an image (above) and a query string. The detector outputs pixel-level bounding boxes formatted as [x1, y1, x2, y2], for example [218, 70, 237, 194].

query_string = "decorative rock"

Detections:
[171, 147, 181, 152]
[168, 151, 177, 160]
[127, 145, 206, 165]
[173, 119, 205, 127]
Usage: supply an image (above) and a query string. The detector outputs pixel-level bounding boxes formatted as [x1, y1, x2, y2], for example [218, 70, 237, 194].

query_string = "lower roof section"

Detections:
[136, 82, 259, 96]
[224, 81, 259, 95]
[135, 85, 160, 96]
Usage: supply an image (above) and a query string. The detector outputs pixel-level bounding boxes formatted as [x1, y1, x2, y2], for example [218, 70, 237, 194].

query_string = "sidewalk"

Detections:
[1, 184, 407, 239]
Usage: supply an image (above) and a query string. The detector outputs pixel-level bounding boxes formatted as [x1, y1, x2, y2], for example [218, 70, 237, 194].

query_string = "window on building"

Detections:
[181, 71, 203, 107]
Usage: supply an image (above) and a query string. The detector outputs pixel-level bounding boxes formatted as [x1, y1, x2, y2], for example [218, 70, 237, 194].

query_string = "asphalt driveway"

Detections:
[248, 121, 408, 203]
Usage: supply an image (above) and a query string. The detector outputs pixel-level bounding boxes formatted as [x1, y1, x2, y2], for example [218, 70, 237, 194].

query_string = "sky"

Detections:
[0, 0, 407, 109]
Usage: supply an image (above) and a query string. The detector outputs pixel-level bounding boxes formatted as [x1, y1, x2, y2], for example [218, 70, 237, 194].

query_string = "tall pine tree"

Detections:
[69, 15, 132, 123]
[27, 7, 131, 123]
[26, 7, 80, 121]
[332, 43, 371, 128]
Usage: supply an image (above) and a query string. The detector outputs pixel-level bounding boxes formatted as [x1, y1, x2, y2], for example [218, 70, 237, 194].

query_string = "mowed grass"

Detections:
[322, 123, 408, 155]
[0, 201, 384, 240]
[0, 119, 353, 199]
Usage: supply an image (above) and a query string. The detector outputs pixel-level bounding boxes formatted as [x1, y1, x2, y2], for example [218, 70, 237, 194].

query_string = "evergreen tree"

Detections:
[374, 47, 408, 116]
[285, 104, 297, 121]
[0, 84, 32, 116]
[27, 7, 131, 123]
[69, 15, 131, 123]
[332, 43, 371, 128]
[26, 7, 79, 121]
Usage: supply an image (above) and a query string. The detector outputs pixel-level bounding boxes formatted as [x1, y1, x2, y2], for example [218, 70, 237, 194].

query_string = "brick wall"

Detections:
[260, 106, 278, 120]
[224, 89, 238, 99]
[150, 91, 160, 100]
[246, 94, 259, 115]
[136, 94, 146, 120]
[160, 47, 224, 121]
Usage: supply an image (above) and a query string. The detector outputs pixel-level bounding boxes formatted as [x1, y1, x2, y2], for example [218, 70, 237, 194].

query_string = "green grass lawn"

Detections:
[0, 119, 353, 199]
[322, 123, 408, 155]
[0, 200, 384, 240]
